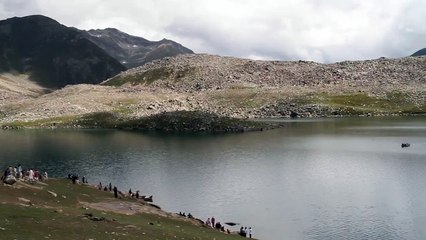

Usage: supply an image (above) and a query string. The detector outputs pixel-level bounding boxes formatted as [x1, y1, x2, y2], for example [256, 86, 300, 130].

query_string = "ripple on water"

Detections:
[304, 207, 410, 240]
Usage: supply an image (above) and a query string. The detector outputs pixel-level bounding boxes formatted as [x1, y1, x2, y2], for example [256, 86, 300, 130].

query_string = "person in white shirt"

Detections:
[29, 169, 34, 182]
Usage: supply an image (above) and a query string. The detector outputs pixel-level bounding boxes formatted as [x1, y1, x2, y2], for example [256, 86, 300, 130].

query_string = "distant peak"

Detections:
[159, 38, 171, 43]
[11, 15, 59, 23]
[411, 48, 426, 57]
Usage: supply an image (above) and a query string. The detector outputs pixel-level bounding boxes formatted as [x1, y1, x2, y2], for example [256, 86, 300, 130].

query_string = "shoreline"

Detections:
[1, 112, 424, 131]
[1, 176, 253, 239]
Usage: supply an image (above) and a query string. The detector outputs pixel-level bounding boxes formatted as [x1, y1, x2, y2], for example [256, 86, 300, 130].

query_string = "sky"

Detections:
[0, 0, 425, 63]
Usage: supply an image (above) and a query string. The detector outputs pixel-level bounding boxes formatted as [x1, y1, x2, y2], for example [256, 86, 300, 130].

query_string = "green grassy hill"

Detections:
[0, 179, 245, 239]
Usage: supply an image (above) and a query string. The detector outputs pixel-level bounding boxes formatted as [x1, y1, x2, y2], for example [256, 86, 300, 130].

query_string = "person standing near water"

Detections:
[249, 227, 252, 238]
[113, 186, 118, 198]
[29, 169, 34, 182]
[17, 164, 22, 178]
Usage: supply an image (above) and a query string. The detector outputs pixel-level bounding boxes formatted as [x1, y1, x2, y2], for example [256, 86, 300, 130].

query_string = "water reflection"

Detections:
[0, 117, 425, 240]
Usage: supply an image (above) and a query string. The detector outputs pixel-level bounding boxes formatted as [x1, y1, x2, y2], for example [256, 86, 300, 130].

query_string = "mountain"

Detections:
[0, 15, 126, 89]
[81, 28, 194, 69]
[0, 54, 424, 130]
[411, 48, 426, 56]
[103, 54, 425, 118]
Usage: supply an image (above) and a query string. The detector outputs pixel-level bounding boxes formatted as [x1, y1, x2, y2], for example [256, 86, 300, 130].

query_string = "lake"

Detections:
[1, 116, 426, 240]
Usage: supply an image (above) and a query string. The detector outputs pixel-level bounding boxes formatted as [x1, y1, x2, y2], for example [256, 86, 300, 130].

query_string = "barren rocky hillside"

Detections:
[0, 54, 425, 131]
[0, 73, 49, 105]
[105, 54, 425, 117]
[107, 54, 425, 92]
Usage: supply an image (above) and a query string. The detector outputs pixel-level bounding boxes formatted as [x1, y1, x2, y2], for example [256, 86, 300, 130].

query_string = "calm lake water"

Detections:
[1, 117, 426, 240]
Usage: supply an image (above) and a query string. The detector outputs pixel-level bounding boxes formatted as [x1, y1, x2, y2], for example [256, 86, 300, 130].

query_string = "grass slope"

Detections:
[0, 179, 244, 240]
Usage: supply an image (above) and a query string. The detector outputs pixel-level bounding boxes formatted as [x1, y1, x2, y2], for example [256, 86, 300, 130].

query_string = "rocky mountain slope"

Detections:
[0, 54, 424, 131]
[103, 54, 425, 118]
[412, 48, 426, 56]
[82, 28, 193, 68]
[0, 73, 48, 106]
[0, 15, 126, 89]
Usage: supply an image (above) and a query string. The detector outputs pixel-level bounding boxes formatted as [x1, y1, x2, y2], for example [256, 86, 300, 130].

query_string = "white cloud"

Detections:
[0, 0, 425, 62]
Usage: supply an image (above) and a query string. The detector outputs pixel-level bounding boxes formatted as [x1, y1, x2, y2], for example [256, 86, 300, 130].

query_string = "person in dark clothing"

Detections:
[113, 186, 118, 198]
[71, 175, 78, 184]
[239, 227, 246, 237]
[109, 183, 112, 191]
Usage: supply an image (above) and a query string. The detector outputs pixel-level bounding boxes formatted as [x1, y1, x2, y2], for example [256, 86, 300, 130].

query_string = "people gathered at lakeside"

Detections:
[176, 213, 254, 238]
[1, 164, 48, 184]
[65, 174, 153, 204]
[3, 166, 252, 238]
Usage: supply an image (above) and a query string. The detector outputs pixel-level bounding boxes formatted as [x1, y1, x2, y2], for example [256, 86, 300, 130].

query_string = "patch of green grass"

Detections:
[106, 68, 171, 86]
[74, 112, 118, 128]
[311, 91, 425, 115]
[112, 99, 137, 116]
[0, 179, 244, 240]
[2, 112, 119, 129]
[104, 67, 194, 86]
[4, 115, 78, 128]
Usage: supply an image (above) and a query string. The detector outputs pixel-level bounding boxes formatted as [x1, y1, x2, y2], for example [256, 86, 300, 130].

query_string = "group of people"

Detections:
[239, 226, 253, 238]
[97, 182, 119, 198]
[2, 164, 48, 184]
[97, 182, 148, 201]
[178, 212, 194, 218]
[205, 216, 233, 235]
[205, 216, 253, 238]
[128, 188, 143, 199]
[67, 174, 88, 184]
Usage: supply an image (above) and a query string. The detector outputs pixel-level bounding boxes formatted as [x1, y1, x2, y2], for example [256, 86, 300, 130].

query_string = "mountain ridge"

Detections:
[81, 28, 194, 68]
[0, 15, 194, 89]
[412, 48, 426, 56]
[0, 15, 126, 89]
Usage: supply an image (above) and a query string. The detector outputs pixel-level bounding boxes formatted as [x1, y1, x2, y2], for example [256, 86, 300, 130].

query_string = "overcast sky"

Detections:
[0, 0, 425, 62]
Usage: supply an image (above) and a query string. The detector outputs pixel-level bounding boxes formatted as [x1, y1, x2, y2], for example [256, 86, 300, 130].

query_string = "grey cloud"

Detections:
[0, 0, 425, 63]
[0, 0, 39, 18]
